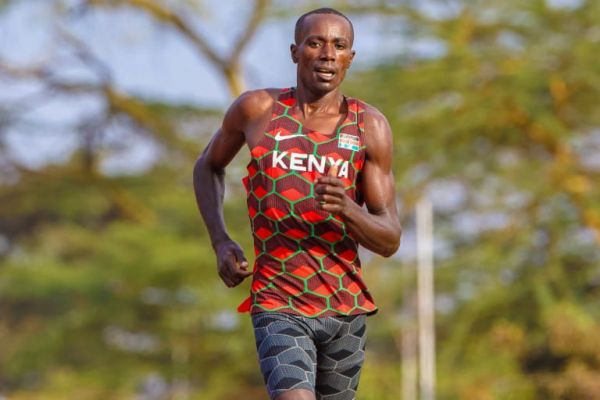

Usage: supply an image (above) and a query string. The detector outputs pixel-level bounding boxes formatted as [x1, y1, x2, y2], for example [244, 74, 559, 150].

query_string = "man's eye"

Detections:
[335, 44, 346, 50]
[309, 41, 321, 47]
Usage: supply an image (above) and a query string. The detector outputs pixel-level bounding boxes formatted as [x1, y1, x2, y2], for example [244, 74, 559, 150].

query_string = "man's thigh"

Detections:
[315, 315, 367, 400]
[252, 312, 318, 400]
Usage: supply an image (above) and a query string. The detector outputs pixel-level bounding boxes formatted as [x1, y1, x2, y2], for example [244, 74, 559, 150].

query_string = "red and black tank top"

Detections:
[238, 87, 377, 317]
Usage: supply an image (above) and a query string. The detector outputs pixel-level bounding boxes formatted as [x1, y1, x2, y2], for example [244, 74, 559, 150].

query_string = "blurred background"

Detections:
[1, 0, 600, 399]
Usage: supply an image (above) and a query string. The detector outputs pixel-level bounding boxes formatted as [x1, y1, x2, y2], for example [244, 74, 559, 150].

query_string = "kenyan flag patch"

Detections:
[338, 133, 360, 151]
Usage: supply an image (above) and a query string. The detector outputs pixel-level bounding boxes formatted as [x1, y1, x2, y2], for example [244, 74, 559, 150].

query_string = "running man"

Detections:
[194, 8, 401, 400]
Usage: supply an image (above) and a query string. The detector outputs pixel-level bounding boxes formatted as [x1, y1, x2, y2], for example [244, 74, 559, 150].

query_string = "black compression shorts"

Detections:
[252, 312, 367, 400]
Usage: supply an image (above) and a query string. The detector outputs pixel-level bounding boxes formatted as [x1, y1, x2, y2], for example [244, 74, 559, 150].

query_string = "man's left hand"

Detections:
[315, 164, 349, 215]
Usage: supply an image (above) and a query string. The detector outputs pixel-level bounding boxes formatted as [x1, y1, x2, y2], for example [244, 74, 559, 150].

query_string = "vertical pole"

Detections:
[417, 198, 436, 400]
[401, 293, 418, 400]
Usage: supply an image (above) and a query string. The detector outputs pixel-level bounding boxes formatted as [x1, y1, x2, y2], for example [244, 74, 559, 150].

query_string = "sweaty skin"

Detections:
[193, 13, 401, 290]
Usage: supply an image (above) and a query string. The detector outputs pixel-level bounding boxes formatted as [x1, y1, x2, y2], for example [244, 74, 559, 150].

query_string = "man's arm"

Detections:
[193, 90, 271, 287]
[315, 106, 402, 257]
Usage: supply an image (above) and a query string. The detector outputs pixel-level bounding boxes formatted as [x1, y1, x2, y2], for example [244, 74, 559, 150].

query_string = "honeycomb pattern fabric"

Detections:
[238, 87, 377, 318]
[252, 311, 367, 400]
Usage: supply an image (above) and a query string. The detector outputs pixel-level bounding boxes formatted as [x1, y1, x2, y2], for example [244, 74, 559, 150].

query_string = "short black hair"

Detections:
[294, 8, 354, 45]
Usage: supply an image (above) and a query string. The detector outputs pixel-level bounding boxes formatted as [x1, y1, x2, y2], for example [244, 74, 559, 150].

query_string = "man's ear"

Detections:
[290, 43, 298, 64]
[346, 50, 356, 69]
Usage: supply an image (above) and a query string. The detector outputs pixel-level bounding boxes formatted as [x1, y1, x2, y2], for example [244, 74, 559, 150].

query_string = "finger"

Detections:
[221, 267, 238, 287]
[315, 185, 345, 198]
[224, 255, 241, 278]
[316, 176, 343, 186]
[315, 183, 334, 195]
[229, 271, 249, 287]
[233, 248, 249, 269]
[232, 250, 252, 278]
[320, 203, 342, 213]
[225, 253, 251, 280]
[231, 275, 248, 287]
[218, 269, 236, 287]
[317, 194, 343, 204]
[328, 163, 339, 177]
[235, 269, 253, 279]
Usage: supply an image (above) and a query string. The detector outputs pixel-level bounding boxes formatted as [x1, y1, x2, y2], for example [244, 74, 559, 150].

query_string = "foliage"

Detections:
[344, 0, 600, 398]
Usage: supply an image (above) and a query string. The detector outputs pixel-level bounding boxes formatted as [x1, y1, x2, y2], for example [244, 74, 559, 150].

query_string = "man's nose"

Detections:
[319, 43, 335, 60]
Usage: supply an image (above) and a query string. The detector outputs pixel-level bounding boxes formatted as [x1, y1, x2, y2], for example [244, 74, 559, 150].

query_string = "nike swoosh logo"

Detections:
[274, 131, 304, 141]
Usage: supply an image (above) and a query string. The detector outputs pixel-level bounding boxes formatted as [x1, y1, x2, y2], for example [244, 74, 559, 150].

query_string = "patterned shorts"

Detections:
[251, 312, 367, 400]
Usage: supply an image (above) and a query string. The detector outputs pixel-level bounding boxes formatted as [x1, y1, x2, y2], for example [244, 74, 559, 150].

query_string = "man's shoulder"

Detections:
[353, 99, 390, 134]
[233, 88, 281, 120]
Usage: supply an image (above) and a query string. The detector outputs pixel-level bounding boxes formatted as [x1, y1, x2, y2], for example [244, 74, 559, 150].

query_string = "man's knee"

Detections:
[274, 388, 316, 400]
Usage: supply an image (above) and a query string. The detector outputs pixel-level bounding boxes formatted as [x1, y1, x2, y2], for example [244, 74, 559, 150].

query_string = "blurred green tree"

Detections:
[342, 0, 600, 398]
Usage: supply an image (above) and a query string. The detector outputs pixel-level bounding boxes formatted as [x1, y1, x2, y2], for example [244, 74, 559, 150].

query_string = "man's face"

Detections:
[291, 14, 355, 95]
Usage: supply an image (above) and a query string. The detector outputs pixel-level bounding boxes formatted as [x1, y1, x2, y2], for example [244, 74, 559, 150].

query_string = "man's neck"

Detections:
[294, 86, 345, 118]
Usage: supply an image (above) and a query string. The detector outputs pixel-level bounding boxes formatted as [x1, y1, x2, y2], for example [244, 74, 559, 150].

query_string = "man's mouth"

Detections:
[314, 67, 336, 81]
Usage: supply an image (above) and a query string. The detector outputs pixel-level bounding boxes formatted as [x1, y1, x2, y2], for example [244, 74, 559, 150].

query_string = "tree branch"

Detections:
[83, 0, 271, 97]
[84, 0, 225, 68]
[229, 0, 269, 66]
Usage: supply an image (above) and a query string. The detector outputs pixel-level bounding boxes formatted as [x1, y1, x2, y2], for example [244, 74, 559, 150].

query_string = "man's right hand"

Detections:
[214, 239, 252, 287]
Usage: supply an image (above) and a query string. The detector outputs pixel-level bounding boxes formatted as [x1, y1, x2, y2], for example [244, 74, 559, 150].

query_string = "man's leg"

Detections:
[252, 312, 318, 400]
[315, 315, 367, 400]
[274, 388, 316, 400]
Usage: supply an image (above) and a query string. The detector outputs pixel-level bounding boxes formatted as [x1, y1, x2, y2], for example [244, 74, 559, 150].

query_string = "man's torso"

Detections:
[238, 87, 378, 318]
